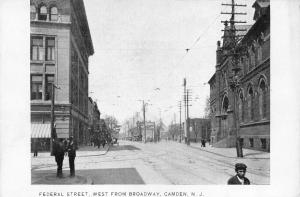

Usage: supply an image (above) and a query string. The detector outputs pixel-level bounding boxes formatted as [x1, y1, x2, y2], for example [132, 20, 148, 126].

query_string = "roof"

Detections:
[235, 25, 253, 37]
[208, 73, 216, 84]
[252, 0, 270, 8]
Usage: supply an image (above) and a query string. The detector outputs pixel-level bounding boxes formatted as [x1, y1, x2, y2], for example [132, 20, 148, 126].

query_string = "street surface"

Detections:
[31, 140, 269, 185]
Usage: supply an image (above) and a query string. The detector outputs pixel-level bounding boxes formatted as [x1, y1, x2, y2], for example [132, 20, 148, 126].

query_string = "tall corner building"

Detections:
[30, 0, 94, 148]
[208, 0, 270, 152]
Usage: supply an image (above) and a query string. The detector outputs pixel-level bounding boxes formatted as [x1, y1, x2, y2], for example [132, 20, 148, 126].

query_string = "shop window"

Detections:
[31, 36, 44, 60]
[30, 5, 36, 20]
[45, 75, 54, 100]
[50, 7, 58, 21]
[38, 6, 47, 21]
[261, 138, 266, 149]
[31, 75, 43, 100]
[46, 37, 55, 60]
[249, 138, 254, 147]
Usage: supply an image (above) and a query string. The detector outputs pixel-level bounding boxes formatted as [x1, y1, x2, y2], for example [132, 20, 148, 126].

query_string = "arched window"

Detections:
[50, 7, 58, 21]
[248, 87, 254, 121]
[259, 79, 267, 119]
[238, 91, 244, 122]
[38, 5, 47, 21]
[30, 5, 36, 20]
[222, 96, 229, 113]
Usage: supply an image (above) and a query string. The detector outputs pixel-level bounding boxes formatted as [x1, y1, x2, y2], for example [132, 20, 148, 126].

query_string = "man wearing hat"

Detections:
[67, 136, 76, 177]
[227, 163, 250, 185]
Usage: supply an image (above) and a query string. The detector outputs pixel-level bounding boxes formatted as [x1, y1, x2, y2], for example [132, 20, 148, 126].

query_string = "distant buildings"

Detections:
[30, 0, 94, 148]
[208, 0, 270, 151]
[189, 118, 211, 142]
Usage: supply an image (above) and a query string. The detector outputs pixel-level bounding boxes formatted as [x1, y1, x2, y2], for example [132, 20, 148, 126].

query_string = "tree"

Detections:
[168, 123, 180, 140]
[204, 96, 212, 119]
[104, 115, 119, 138]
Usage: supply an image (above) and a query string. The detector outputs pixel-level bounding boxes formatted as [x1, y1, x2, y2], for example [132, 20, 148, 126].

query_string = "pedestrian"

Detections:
[63, 139, 68, 156]
[32, 139, 39, 157]
[53, 138, 65, 178]
[227, 163, 250, 185]
[67, 136, 76, 177]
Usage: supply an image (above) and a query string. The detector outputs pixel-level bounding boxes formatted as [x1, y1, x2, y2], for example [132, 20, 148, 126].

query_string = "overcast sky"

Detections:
[84, 0, 256, 127]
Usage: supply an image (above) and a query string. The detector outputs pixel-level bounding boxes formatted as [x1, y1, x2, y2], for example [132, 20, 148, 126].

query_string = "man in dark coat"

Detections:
[67, 136, 76, 177]
[227, 163, 250, 185]
[53, 138, 65, 178]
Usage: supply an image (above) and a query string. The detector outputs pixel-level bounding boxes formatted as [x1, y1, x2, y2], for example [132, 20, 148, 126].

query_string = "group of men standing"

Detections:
[53, 137, 76, 178]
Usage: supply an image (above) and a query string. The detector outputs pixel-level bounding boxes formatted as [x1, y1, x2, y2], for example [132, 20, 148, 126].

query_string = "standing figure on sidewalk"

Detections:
[33, 139, 39, 157]
[67, 136, 76, 177]
[53, 138, 65, 178]
[227, 163, 250, 185]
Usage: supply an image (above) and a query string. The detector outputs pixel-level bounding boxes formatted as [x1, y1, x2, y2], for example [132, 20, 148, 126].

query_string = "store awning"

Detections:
[31, 123, 51, 138]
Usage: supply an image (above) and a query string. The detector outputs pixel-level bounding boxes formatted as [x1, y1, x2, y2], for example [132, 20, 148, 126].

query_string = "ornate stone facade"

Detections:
[208, 0, 270, 152]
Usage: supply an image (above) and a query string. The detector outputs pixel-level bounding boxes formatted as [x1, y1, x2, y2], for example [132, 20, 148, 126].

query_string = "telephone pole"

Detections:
[143, 100, 146, 143]
[221, 0, 247, 157]
[50, 83, 60, 156]
[178, 101, 182, 143]
[186, 89, 190, 145]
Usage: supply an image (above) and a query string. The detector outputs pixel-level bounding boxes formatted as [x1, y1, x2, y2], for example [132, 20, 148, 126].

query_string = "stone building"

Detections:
[208, 0, 270, 151]
[88, 97, 101, 144]
[30, 0, 94, 148]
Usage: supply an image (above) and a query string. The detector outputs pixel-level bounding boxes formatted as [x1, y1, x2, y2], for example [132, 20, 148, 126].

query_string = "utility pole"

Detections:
[178, 101, 182, 143]
[50, 83, 59, 156]
[143, 100, 146, 143]
[183, 78, 187, 144]
[221, 0, 246, 157]
[186, 89, 190, 145]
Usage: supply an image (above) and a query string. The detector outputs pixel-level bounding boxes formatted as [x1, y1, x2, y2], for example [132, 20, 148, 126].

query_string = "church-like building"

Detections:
[208, 0, 270, 152]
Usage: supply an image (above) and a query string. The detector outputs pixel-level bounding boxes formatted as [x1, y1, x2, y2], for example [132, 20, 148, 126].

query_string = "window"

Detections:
[238, 92, 244, 122]
[38, 6, 47, 20]
[50, 7, 58, 21]
[249, 138, 254, 147]
[248, 87, 254, 121]
[31, 36, 44, 60]
[259, 80, 267, 119]
[45, 75, 54, 100]
[261, 138, 266, 149]
[46, 37, 55, 60]
[30, 5, 36, 20]
[31, 75, 43, 100]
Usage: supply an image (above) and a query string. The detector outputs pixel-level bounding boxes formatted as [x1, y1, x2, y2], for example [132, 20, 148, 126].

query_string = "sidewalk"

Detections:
[189, 142, 270, 159]
[31, 144, 110, 184]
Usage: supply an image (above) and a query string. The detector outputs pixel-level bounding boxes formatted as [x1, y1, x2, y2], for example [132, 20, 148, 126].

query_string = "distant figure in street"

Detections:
[67, 136, 76, 177]
[32, 139, 39, 157]
[227, 163, 250, 185]
[53, 138, 65, 178]
[201, 139, 206, 147]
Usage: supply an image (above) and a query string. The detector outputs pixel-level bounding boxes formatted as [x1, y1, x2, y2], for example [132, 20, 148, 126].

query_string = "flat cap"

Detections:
[235, 163, 247, 170]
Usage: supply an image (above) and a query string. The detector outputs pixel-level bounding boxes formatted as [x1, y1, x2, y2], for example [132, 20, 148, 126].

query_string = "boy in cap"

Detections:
[227, 163, 250, 185]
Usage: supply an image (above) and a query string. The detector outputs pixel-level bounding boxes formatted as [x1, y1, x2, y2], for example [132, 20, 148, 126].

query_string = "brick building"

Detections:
[30, 0, 94, 148]
[208, 0, 270, 151]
